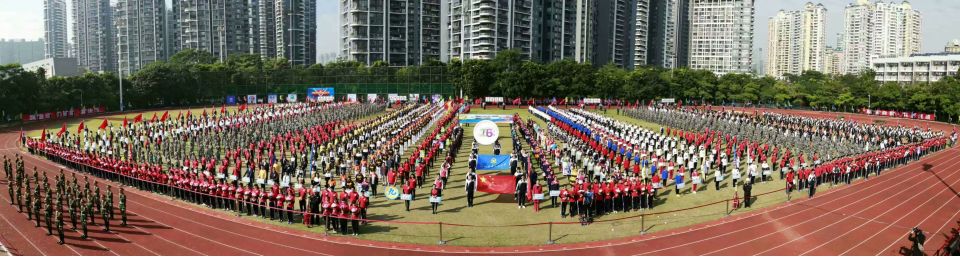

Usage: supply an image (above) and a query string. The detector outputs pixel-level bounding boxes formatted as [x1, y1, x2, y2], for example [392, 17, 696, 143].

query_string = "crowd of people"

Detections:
[3, 154, 127, 245]
[519, 104, 953, 221]
[8, 99, 956, 244]
[22, 101, 464, 236]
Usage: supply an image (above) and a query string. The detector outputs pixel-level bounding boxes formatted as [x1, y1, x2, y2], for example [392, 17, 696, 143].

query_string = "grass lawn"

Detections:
[27, 105, 865, 247]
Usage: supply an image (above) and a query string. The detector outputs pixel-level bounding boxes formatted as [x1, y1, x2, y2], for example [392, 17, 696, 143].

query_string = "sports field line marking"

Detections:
[698, 150, 958, 256]
[824, 157, 960, 255]
[874, 181, 960, 255]
[764, 152, 960, 256]
[123, 222, 207, 256]
[0, 213, 45, 255]
[633, 149, 957, 256]
[854, 187, 960, 256]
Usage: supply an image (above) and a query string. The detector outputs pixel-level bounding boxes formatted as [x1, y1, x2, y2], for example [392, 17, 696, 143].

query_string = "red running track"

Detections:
[0, 108, 958, 255]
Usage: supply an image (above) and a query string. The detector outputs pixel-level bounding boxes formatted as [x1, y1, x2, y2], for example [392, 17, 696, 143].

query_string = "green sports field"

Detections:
[25, 105, 856, 246]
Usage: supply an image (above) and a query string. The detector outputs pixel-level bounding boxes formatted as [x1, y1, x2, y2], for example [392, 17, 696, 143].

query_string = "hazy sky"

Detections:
[1, 0, 957, 58]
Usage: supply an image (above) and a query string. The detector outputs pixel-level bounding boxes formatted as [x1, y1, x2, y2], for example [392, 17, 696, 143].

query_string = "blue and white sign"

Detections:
[459, 114, 513, 124]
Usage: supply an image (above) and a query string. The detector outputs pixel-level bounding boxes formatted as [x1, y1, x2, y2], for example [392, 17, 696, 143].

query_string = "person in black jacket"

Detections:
[465, 171, 476, 207]
[743, 183, 753, 208]
[516, 178, 528, 208]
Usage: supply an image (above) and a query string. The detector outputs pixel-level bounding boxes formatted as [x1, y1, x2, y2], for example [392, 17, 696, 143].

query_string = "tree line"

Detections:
[2, 49, 959, 123]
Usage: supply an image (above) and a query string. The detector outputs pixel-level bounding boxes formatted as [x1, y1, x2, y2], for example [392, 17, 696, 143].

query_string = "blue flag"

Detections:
[477, 154, 512, 170]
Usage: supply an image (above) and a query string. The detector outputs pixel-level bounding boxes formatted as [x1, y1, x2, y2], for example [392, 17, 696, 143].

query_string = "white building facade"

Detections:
[687, 0, 755, 75]
[842, 0, 921, 74]
[872, 53, 960, 84]
[765, 2, 826, 78]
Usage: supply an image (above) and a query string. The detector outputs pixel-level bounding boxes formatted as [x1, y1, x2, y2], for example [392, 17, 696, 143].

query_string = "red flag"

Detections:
[40, 129, 46, 141]
[160, 111, 169, 122]
[150, 113, 158, 122]
[98, 118, 109, 130]
[134, 113, 143, 123]
[57, 123, 67, 136]
[202, 109, 207, 117]
[476, 175, 517, 194]
[220, 105, 226, 113]
[123, 117, 129, 128]
[239, 104, 247, 112]
[176, 112, 182, 120]
[77, 121, 85, 133]
[186, 110, 192, 118]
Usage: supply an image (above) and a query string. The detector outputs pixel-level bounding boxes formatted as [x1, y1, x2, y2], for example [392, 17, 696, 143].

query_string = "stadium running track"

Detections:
[0, 107, 958, 255]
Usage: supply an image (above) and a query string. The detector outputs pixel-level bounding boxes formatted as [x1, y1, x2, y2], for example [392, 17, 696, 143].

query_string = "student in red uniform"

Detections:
[402, 182, 412, 211]
[532, 183, 542, 212]
[429, 186, 440, 214]
[284, 188, 295, 224]
[322, 188, 332, 231]
[560, 185, 571, 217]
[349, 200, 360, 235]
[259, 186, 269, 219]
[358, 195, 369, 224]
[329, 199, 340, 233]
[338, 199, 349, 235]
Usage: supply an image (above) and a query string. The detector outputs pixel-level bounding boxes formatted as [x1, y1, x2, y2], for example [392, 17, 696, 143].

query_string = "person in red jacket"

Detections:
[430, 186, 440, 214]
[275, 191, 286, 222]
[358, 195, 369, 224]
[532, 183, 543, 212]
[560, 185, 571, 217]
[329, 199, 340, 233]
[338, 199, 349, 235]
[321, 188, 332, 230]
[349, 201, 360, 235]
[402, 183, 413, 211]
[284, 188, 295, 224]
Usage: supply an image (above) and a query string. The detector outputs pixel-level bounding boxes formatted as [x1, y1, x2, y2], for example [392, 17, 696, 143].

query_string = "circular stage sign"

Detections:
[473, 120, 499, 145]
[384, 186, 400, 200]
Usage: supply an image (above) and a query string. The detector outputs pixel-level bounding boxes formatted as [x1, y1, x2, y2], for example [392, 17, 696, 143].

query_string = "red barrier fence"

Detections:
[21, 106, 106, 122]
[861, 108, 936, 121]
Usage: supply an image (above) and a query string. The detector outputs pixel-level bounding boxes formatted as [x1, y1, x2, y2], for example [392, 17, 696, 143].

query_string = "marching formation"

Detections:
[5, 99, 954, 246]
[20, 101, 465, 238]
[3, 154, 127, 245]
[528, 104, 951, 220]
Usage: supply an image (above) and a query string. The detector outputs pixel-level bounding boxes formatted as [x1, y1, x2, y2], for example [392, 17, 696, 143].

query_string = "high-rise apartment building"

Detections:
[823, 46, 845, 75]
[536, 0, 579, 63]
[687, 0, 755, 75]
[43, 0, 69, 58]
[447, 0, 535, 60]
[276, 0, 316, 66]
[256, 0, 277, 58]
[765, 2, 826, 78]
[116, 0, 169, 74]
[176, 0, 251, 62]
[645, 0, 689, 68]
[72, 0, 116, 73]
[593, 0, 636, 68]
[0, 39, 46, 65]
[340, 0, 441, 66]
[633, 0, 649, 67]
[842, 0, 921, 74]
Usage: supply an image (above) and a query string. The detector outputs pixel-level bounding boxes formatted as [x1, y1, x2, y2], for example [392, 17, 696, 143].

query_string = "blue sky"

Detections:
[1, 0, 957, 58]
